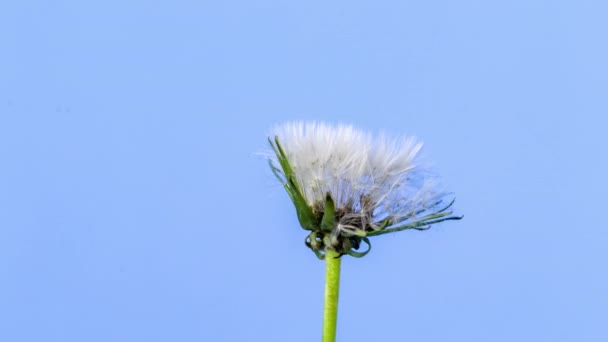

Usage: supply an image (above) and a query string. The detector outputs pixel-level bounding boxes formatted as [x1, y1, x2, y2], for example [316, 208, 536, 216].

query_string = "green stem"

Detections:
[322, 249, 342, 342]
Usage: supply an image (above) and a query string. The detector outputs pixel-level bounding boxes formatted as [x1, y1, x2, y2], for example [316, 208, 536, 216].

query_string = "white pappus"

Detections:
[266, 121, 461, 258]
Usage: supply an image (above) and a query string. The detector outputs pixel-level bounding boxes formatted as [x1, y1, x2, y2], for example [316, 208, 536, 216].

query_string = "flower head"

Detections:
[267, 122, 461, 259]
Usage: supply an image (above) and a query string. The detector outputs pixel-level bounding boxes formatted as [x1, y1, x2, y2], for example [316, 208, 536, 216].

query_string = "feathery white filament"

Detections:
[268, 122, 442, 226]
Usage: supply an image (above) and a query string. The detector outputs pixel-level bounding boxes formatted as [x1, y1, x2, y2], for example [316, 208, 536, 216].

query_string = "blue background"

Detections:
[1, 1, 607, 341]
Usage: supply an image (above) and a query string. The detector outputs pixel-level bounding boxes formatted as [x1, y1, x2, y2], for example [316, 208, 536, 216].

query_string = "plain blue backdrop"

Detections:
[1, 1, 607, 341]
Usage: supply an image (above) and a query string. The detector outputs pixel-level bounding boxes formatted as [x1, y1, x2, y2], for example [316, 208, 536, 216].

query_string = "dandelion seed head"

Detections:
[266, 121, 461, 258]
[269, 122, 431, 214]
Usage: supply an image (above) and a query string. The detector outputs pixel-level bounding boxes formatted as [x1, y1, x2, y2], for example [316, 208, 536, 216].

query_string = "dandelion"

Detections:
[265, 121, 461, 342]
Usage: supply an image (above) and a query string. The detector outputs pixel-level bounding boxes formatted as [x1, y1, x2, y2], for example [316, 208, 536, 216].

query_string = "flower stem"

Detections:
[322, 249, 341, 342]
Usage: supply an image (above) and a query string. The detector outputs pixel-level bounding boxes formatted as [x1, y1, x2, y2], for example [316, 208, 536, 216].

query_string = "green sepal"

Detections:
[339, 226, 368, 237]
[350, 229, 367, 237]
[367, 198, 463, 237]
[320, 193, 337, 232]
[305, 234, 326, 260]
[269, 136, 320, 230]
[437, 198, 456, 213]
[344, 237, 371, 258]
[293, 196, 319, 231]
[268, 159, 285, 184]
[388, 198, 453, 227]
[312, 249, 326, 260]
[376, 218, 391, 230]
[367, 214, 462, 236]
